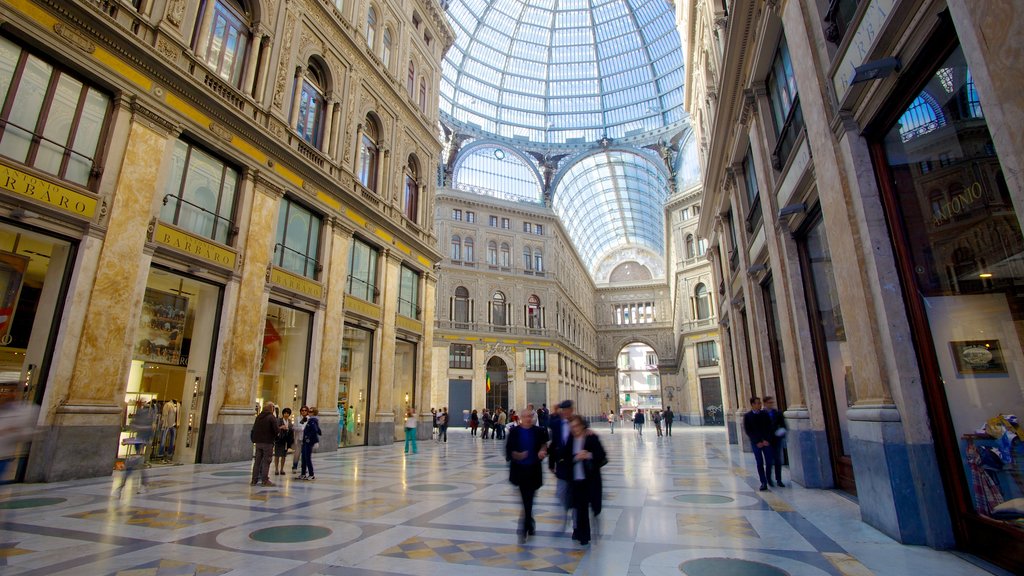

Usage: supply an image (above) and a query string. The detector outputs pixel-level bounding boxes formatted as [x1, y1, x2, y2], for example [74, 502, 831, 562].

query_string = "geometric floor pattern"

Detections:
[0, 425, 1005, 575]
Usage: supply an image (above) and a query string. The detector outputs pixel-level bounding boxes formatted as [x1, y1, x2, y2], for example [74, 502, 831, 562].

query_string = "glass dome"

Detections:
[441, 0, 686, 146]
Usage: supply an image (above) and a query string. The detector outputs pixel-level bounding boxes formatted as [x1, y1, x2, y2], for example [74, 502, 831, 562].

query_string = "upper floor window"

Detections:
[743, 149, 762, 231]
[523, 247, 533, 270]
[0, 36, 111, 188]
[697, 237, 708, 257]
[501, 217, 510, 229]
[381, 29, 392, 67]
[535, 224, 543, 235]
[450, 235, 461, 260]
[403, 155, 419, 223]
[398, 265, 419, 319]
[347, 237, 379, 302]
[695, 283, 711, 320]
[199, 0, 251, 88]
[523, 221, 531, 233]
[527, 295, 542, 329]
[419, 77, 427, 113]
[160, 139, 238, 245]
[679, 207, 691, 221]
[696, 340, 719, 367]
[686, 234, 696, 259]
[489, 215, 498, 227]
[366, 7, 377, 48]
[407, 61, 415, 97]
[466, 211, 476, 223]
[296, 61, 326, 147]
[464, 237, 474, 262]
[487, 241, 497, 265]
[453, 286, 470, 324]
[534, 249, 543, 272]
[358, 116, 379, 191]
[491, 291, 507, 327]
[452, 208, 462, 220]
[767, 35, 804, 168]
[449, 343, 472, 369]
[274, 197, 321, 278]
[499, 242, 510, 267]
[526, 348, 546, 372]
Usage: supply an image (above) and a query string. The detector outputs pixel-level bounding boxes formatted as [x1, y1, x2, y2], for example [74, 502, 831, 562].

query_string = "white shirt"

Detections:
[405, 414, 417, 429]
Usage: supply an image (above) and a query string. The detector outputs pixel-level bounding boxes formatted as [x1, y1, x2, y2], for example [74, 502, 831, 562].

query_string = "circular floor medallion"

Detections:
[680, 558, 788, 576]
[673, 494, 735, 504]
[410, 483, 457, 492]
[0, 497, 67, 509]
[250, 525, 332, 543]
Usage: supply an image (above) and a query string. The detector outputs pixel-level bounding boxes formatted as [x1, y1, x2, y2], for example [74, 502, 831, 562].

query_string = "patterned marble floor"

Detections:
[0, 425, 1005, 576]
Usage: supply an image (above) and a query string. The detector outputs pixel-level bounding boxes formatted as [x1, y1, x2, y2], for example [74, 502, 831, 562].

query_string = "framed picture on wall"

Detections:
[950, 340, 1006, 375]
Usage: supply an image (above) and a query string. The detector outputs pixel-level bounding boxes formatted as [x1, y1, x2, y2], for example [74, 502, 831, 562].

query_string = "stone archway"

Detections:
[485, 356, 510, 412]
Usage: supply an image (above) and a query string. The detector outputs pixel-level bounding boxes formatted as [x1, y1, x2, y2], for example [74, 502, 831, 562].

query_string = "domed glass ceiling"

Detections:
[441, 0, 686, 146]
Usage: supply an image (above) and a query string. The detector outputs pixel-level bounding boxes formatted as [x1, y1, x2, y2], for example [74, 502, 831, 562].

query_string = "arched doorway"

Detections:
[615, 342, 662, 421]
[485, 356, 510, 411]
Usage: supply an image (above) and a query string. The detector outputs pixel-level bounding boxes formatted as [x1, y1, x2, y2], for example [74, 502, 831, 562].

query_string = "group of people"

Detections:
[602, 407, 675, 437]
[467, 407, 514, 439]
[250, 402, 322, 486]
[506, 400, 607, 546]
[743, 395, 787, 491]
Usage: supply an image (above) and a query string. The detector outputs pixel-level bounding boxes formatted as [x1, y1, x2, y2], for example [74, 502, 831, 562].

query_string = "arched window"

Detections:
[407, 61, 415, 97]
[697, 237, 708, 256]
[366, 7, 377, 48]
[454, 286, 470, 325]
[358, 116, 379, 191]
[382, 29, 392, 67]
[527, 294, 542, 329]
[685, 234, 696, 259]
[464, 237, 474, 262]
[492, 291, 507, 328]
[404, 155, 419, 223]
[487, 241, 497, 265]
[198, 0, 251, 88]
[523, 247, 533, 270]
[695, 283, 711, 320]
[534, 249, 543, 272]
[500, 242, 510, 267]
[296, 61, 326, 146]
[419, 77, 427, 112]
[450, 235, 461, 260]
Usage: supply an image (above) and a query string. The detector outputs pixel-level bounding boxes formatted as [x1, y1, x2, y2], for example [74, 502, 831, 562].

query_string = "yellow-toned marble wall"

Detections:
[315, 222, 354, 411]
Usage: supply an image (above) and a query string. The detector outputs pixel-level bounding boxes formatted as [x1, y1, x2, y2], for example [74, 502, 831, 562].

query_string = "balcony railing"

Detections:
[434, 320, 555, 338]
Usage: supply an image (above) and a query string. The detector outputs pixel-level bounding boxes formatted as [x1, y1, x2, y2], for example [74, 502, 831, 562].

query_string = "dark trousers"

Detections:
[301, 443, 315, 476]
[751, 442, 774, 486]
[252, 443, 273, 483]
[665, 421, 673, 436]
[769, 440, 784, 482]
[519, 485, 536, 535]
[439, 425, 448, 442]
[570, 479, 592, 543]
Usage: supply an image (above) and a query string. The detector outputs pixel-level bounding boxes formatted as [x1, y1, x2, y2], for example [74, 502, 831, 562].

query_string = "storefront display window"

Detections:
[394, 339, 416, 440]
[121, 268, 221, 467]
[880, 46, 1024, 533]
[338, 324, 372, 447]
[258, 302, 311, 413]
[0, 223, 74, 482]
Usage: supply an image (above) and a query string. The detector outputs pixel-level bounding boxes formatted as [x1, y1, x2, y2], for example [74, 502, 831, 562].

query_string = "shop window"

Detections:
[296, 61, 326, 147]
[274, 198, 321, 279]
[394, 338, 415, 437]
[398, 265, 420, 319]
[159, 139, 238, 245]
[450, 235, 461, 260]
[453, 286, 470, 326]
[0, 36, 111, 187]
[366, 6, 377, 49]
[449, 343, 472, 369]
[358, 116, 379, 191]
[526, 348, 546, 372]
[346, 237, 379, 303]
[339, 324, 372, 447]
[404, 155, 420, 223]
[259, 302, 312, 415]
[696, 340, 718, 367]
[196, 0, 251, 88]
[695, 283, 711, 320]
[767, 35, 804, 169]
[877, 45, 1024, 535]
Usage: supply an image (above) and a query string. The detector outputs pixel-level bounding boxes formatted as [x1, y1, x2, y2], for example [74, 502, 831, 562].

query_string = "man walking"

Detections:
[743, 396, 775, 491]
[633, 409, 645, 436]
[663, 406, 674, 436]
[438, 407, 449, 443]
[763, 396, 786, 487]
[251, 401, 281, 487]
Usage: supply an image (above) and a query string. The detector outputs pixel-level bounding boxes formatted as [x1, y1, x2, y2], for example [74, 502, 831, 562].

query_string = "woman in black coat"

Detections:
[556, 415, 608, 545]
[506, 409, 549, 542]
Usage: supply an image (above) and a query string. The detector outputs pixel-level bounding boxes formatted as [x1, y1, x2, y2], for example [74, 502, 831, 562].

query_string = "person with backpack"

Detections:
[299, 407, 322, 480]
[273, 408, 294, 476]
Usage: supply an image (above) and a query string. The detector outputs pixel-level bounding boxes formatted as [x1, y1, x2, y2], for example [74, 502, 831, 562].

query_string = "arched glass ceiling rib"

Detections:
[453, 144, 543, 203]
[442, 0, 685, 146]
[552, 150, 669, 274]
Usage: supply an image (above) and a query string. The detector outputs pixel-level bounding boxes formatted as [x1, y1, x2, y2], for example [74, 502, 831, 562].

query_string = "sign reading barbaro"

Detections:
[0, 161, 97, 218]
[269, 265, 323, 300]
[154, 221, 238, 270]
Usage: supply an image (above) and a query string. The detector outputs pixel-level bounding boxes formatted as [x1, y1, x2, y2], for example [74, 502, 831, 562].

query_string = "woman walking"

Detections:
[506, 409, 549, 543]
[556, 415, 607, 546]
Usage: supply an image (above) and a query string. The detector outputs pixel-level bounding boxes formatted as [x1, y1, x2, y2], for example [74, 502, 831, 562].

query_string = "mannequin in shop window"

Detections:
[159, 400, 179, 461]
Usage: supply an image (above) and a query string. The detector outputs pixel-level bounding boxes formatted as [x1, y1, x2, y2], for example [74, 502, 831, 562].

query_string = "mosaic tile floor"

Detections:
[0, 425, 1004, 575]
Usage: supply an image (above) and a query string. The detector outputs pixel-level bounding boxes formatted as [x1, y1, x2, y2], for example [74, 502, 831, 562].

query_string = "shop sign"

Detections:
[396, 314, 423, 334]
[933, 182, 983, 227]
[269, 266, 323, 300]
[153, 221, 238, 270]
[832, 0, 896, 105]
[344, 294, 381, 319]
[0, 161, 97, 219]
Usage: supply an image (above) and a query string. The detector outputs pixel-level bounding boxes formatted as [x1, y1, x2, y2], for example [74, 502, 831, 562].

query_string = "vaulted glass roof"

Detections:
[552, 150, 669, 274]
[441, 0, 686, 146]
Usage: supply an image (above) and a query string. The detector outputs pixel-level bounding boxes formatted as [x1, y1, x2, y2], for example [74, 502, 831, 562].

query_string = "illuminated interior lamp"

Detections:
[979, 272, 993, 279]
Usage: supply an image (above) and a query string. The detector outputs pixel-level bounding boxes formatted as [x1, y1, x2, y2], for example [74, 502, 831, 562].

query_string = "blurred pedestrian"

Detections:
[506, 409, 549, 543]
[556, 415, 607, 546]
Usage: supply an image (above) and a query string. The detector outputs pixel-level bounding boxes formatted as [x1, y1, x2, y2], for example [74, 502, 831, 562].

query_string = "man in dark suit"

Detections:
[743, 396, 774, 491]
[548, 400, 575, 527]
[555, 415, 607, 546]
[506, 409, 549, 543]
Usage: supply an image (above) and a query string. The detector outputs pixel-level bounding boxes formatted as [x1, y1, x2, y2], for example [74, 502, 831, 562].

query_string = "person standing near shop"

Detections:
[763, 396, 786, 487]
[273, 408, 294, 476]
[663, 406, 674, 436]
[291, 406, 308, 475]
[506, 408, 549, 543]
[299, 407, 321, 480]
[404, 408, 418, 454]
[743, 396, 774, 491]
[250, 401, 280, 487]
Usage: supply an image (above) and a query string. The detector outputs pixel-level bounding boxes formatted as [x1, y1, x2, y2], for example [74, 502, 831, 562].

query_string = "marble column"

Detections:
[241, 28, 262, 97]
[417, 271, 437, 439]
[37, 118, 168, 481]
[369, 249, 400, 445]
[202, 176, 280, 463]
[314, 219, 354, 450]
[194, 1, 217, 61]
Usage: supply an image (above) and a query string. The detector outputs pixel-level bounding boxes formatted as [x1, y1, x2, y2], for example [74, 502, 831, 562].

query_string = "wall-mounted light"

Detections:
[778, 202, 807, 218]
[404, 392, 409, 404]
[850, 57, 901, 84]
[293, 384, 298, 402]
[747, 264, 768, 276]
[979, 272, 993, 279]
